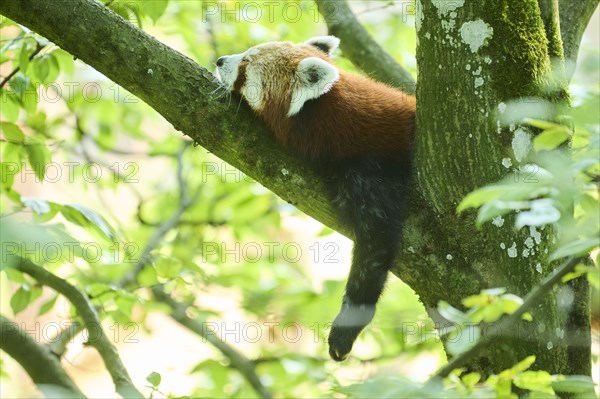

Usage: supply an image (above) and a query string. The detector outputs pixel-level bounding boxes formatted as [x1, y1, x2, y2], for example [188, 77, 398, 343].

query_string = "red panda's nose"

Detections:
[216, 57, 226, 67]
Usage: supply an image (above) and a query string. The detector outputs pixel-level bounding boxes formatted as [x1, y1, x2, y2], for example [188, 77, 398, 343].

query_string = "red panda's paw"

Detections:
[328, 324, 360, 361]
[327, 304, 375, 361]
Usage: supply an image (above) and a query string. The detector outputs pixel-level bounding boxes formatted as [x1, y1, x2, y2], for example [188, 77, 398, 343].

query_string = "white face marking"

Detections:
[215, 47, 264, 111]
[241, 66, 263, 111]
[215, 37, 342, 116]
[215, 53, 243, 90]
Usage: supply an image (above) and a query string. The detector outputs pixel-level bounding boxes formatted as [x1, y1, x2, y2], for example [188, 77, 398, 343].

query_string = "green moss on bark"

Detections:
[415, 0, 589, 377]
[484, 1, 552, 100]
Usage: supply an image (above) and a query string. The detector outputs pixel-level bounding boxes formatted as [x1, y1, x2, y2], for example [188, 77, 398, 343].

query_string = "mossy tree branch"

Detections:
[0, 0, 452, 306]
[0, 315, 86, 398]
[0, 0, 344, 238]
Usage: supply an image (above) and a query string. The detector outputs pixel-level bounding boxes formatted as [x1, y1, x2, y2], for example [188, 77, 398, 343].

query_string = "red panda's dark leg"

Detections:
[327, 156, 410, 361]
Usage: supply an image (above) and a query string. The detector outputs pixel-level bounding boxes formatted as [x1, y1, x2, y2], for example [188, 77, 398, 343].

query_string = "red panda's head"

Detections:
[215, 36, 340, 117]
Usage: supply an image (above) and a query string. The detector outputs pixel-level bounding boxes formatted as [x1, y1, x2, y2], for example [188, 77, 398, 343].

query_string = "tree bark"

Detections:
[558, 0, 600, 74]
[415, 0, 590, 376]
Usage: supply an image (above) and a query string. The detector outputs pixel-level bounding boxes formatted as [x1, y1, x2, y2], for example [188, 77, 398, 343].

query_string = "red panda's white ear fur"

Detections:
[305, 36, 340, 56]
[288, 57, 339, 116]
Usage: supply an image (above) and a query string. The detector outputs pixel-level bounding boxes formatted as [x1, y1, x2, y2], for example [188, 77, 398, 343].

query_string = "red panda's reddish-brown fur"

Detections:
[286, 72, 415, 160]
[217, 37, 415, 361]
[233, 43, 416, 161]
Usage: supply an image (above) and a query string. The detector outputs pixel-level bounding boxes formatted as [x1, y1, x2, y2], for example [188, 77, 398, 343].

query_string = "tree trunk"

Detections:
[411, 0, 590, 376]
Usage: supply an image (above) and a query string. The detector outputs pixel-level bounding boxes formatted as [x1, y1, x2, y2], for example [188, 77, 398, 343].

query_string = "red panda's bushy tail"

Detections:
[326, 155, 410, 361]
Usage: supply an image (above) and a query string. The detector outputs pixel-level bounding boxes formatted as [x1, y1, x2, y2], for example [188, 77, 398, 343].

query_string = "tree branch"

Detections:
[151, 287, 273, 399]
[0, 314, 86, 398]
[314, 0, 416, 93]
[0, 0, 346, 240]
[14, 259, 143, 398]
[558, 0, 599, 74]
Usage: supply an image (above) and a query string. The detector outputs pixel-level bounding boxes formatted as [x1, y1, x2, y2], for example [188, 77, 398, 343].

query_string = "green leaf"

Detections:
[509, 355, 536, 375]
[534, 128, 570, 151]
[137, 266, 158, 286]
[38, 294, 59, 316]
[551, 375, 595, 394]
[10, 285, 32, 315]
[9, 73, 30, 97]
[3, 267, 27, 283]
[550, 238, 600, 260]
[155, 256, 182, 279]
[0, 91, 20, 122]
[587, 267, 599, 290]
[437, 301, 466, 323]
[521, 312, 533, 321]
[461, 372, 481, 386]
[513, 370, 554, 394]
[26, 112, 47, 134]
[61, 204, 118, 241]
[0, 122, 25, 142]
[499, 293, 524, 314]
[10, 73, 37, 113]
[24, 141, 51, 181]
[1, 154, 19, 190]
[523, 118, 565, 131]
[53, 49, 75, 76]
[34, 56, 50, 83]
[18, 43, 30, 73]
[146, 371, 161, 387]
[140, 0, 169, 23]
[457, 185, 508, 213]
[21, 197, 52, 214]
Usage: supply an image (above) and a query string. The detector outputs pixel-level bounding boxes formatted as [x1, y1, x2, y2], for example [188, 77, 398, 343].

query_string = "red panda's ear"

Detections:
[288, 57, 339, 116]
[305, 36, 340, 56]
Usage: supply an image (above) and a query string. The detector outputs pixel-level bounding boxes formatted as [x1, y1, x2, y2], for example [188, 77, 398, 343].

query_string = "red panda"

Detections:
[216, 36, 416, 361]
